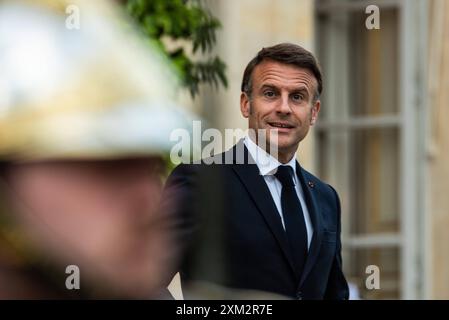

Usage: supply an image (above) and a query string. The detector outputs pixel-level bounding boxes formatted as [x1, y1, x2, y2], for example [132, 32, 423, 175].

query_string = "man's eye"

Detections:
[292, 94, 303, 101]
[264, 91, 276, 98]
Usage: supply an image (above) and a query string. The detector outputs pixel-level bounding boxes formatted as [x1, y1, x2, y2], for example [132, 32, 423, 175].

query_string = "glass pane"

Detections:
[317, 127, 400, 235]
[349, 8, 399, 116]
[350, 128, 400, 234]
[317, 130, 350, 185]
[316, 6, 399, 120]
[346, 247, 400, 299]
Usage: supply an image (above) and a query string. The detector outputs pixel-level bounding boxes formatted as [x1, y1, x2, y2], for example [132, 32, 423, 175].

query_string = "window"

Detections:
[315, 0, 427, 299]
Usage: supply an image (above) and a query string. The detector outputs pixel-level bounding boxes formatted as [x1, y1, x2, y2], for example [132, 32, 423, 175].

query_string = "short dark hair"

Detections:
[241, 43, 323, 101]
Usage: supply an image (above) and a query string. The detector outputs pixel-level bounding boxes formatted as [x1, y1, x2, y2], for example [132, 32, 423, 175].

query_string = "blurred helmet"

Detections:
[0, 0, 193, 161]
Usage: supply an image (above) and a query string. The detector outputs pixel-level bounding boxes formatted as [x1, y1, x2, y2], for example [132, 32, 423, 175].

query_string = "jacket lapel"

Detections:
[230, 143, 297, 275]
[296, 163, 324, 287]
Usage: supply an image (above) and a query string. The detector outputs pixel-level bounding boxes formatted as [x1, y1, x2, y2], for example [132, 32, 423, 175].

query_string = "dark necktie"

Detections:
[275, 165, 308, 278]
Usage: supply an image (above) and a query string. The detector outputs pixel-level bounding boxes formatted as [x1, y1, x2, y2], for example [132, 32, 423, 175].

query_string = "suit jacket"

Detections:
[164, 141, 349, 300]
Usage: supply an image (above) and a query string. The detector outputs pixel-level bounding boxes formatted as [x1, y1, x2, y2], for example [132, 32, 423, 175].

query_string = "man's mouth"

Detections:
[267, 121, 295, 129]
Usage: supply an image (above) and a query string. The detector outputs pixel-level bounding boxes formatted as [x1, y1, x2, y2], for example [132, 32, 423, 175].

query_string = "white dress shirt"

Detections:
[244, 135, 314, 249]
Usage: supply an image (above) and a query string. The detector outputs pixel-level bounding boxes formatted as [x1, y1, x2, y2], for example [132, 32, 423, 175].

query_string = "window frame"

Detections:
[314, 0, 428, 299]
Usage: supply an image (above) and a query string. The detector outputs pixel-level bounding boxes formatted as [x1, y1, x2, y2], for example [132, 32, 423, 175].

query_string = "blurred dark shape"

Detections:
[0, 0, 193, 299]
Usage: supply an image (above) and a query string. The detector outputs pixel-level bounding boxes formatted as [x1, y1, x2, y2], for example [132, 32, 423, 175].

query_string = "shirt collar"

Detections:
[244, 134, 297, 177]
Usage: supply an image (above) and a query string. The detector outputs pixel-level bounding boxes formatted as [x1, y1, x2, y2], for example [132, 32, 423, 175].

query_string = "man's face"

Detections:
[3, 157, 176, 297]
[240, 60, 320, 160]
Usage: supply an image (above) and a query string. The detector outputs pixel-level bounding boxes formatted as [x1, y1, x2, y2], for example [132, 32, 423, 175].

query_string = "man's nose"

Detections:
[276, 93, 292, 115]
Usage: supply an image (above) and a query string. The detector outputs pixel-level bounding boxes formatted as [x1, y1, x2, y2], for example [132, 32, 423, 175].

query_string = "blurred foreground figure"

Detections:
[0, 0, 191, 298]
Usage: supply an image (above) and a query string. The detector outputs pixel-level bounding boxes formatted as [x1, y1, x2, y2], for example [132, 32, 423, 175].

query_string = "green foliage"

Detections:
[126, 0, 228, 97]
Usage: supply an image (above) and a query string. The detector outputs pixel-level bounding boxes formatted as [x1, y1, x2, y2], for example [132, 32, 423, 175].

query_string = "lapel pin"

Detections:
[308, 181, 315, 188]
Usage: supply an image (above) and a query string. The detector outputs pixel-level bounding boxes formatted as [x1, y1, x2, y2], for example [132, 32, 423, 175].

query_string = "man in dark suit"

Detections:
[164, 43, 349, 300]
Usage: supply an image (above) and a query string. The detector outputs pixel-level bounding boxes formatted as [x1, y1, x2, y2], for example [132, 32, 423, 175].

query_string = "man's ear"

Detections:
[310, 99, 321, 126]
[240, 92, 250, 118]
